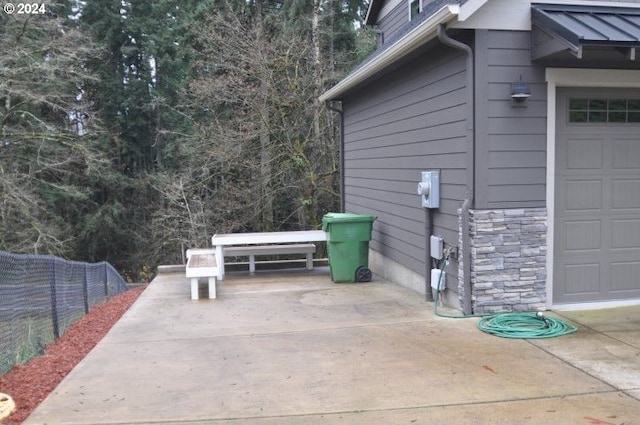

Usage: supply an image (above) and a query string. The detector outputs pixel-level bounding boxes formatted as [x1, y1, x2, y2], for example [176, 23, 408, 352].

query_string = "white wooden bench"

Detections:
[185, 249, 219, 300]
[224, 243, 316, 273]
[211, 230, 327, 280]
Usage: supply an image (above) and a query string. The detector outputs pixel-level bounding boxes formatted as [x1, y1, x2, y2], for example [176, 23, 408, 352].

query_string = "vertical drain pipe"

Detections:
[437, 24, 475, 316]
[326, 101, 345, 212]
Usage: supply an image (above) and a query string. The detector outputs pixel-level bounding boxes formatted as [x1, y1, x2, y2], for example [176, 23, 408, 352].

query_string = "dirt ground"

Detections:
[0, 285, 146, 425]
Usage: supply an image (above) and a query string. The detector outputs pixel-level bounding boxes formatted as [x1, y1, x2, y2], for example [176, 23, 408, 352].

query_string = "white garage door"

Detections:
[554, 88, 640, 304]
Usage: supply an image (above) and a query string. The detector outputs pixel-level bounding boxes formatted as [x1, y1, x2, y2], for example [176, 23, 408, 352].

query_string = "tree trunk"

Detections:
[255, 0, 273, 231]
[306, 0, 323, 228]
[311, 0, 322, 141]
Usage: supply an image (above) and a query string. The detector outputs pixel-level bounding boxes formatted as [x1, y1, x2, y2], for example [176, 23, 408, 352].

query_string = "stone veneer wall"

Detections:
[458, 208, 547, 314]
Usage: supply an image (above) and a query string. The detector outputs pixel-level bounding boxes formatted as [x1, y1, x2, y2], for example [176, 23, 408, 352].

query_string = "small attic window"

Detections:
[410, 0, 421, 20]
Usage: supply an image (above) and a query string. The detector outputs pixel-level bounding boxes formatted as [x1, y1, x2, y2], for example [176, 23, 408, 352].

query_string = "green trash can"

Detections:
[322, 212, 376, 283]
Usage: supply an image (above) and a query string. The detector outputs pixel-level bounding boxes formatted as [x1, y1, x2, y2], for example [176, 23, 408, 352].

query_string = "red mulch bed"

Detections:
[0, 285, 146, 424]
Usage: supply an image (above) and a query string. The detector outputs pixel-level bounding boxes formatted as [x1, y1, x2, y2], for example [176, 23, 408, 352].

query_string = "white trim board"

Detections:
[554, 298, 640, 312]
[545, 68, 640, 309]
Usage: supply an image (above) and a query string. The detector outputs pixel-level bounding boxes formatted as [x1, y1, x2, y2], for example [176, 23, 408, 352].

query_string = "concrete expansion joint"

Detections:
[624, 389, 640, 402]
[554, 313, 640, 352]
[525, 339, 626, 393]
[179, 392, 628, 424]
[167, 319, 442, 341]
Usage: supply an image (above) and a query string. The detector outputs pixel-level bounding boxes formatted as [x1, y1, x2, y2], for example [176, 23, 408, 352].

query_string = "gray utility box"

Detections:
[417, 170, 440, 208]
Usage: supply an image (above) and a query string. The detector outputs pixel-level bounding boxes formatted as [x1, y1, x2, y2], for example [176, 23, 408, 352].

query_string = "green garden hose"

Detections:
[477, 312, 578, 339]
[432, 257, 578, 339]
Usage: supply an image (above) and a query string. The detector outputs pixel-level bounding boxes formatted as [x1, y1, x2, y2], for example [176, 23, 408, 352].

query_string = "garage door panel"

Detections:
[611, 219, 640, 249]
[564, 264, 601, 295]
[564, 180, 602, 210]
[564, 220, 601, 251]
[566, 138, 604, 169]
[613, 139, 640, 169]
[612, 180, 640, 209]
[610, 262, 640, 292]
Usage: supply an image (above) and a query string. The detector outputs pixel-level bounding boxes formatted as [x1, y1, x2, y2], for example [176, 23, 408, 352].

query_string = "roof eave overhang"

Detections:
[319, 4, 460, 103]
[531, 3, 640, 61]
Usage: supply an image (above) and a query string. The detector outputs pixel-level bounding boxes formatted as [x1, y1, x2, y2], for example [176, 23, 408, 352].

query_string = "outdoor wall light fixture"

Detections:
[511, 76, 531, 106]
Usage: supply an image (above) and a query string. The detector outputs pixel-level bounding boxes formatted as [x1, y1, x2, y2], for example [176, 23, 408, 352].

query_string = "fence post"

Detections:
[103, 262, 110, 298]
[49, 258, 60, 339]
[83, 264, 90, 314]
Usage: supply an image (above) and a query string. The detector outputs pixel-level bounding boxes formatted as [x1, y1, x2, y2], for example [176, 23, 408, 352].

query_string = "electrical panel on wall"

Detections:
[417, 170, 440, 208]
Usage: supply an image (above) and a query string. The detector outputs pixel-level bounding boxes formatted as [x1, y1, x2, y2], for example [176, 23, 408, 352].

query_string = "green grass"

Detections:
[0, 315, 54, 376]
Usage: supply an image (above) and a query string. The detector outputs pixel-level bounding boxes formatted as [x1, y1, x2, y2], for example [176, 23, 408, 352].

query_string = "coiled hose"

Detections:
[0, 392, 15, 422]
[433, 254, 578, 338]
[477, 312, 578, 339]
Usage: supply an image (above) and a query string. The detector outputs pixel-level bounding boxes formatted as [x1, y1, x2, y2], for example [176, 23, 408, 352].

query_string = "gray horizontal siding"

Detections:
[342, 43, 468, 278]
[475, 29, 547, 209]
[377, 2, 407, 42]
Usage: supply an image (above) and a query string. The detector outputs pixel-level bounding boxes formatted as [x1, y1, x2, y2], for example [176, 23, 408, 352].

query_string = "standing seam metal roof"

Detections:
[532, 3, 640, 47]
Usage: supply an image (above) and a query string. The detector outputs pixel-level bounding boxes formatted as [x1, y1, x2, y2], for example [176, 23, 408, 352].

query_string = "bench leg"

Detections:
[190, 278, 199, 300]
[249, 255, 256, 274]
[208, 276, 216, 299]
[216, 246, 224, 280]
[306, 253, 313, 270]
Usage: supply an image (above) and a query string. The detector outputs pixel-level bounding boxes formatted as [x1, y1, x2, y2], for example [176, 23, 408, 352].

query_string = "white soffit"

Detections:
[453, 0, 640, 31]
[453, 0, 532, 30]
[458, 0, 489, 21]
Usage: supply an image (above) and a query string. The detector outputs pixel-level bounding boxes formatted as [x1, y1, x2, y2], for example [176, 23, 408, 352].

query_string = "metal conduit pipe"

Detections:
[437, 24, 474, 316]
[425, 208, 433, 301]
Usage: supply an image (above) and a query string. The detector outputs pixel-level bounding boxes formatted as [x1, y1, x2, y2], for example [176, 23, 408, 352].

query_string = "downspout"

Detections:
[326, 101, 346, 212]
[437, 24, 475, 316]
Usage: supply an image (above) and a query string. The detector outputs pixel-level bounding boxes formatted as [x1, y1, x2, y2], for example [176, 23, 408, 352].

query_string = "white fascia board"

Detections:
[319, 4, 459, 102]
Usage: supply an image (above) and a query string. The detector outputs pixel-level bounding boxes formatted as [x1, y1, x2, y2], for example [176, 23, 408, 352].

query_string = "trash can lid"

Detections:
[322, 212, 377, 229]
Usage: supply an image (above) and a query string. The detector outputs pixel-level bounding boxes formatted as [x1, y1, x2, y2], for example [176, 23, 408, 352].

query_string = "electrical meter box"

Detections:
[417, 170, 440, 208]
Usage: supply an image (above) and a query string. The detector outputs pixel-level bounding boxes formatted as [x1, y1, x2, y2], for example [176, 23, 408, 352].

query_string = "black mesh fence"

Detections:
[0, 251, 129, 375]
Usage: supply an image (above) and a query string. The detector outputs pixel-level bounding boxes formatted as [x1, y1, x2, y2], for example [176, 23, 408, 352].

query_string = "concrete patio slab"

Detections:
[22, 268, 640, 425]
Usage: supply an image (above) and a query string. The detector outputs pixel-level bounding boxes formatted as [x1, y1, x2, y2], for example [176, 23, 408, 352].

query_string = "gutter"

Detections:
[319, 4, 459, 102]
[437, 24, 474, 316]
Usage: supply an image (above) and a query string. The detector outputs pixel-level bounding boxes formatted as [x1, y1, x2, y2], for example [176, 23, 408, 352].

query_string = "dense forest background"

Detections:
[0, 0, 376, 281]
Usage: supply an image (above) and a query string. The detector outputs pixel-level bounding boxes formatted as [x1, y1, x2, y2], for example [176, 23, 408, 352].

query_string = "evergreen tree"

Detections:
[167, 0, 376, 245]
[74, 0, 215, 274]
[0, 11, 108, 256]
[0, 0, 375, 276]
